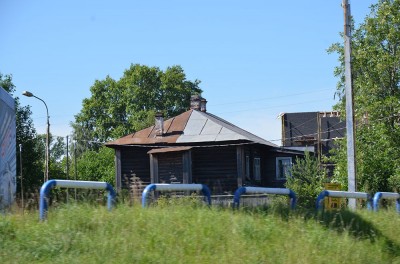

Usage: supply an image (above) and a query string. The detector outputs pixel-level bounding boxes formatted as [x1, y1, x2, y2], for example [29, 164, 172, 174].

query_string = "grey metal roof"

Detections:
[176, 110, 277, 147]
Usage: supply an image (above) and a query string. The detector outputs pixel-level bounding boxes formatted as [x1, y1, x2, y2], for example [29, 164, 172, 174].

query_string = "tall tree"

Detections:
[328, 0, 400, 193]
[71, 64, 202, 152]
[0, 73, 43, 192]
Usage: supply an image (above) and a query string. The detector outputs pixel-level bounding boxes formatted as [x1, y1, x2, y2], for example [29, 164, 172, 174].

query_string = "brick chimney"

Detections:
[200, 98, 207, 112]
[190, 95, 207, 112]
[155, 112, 164, 136]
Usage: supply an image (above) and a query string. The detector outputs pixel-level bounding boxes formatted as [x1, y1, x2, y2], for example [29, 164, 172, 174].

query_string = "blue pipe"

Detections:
[373, 192, 400, 213]
[39, 180, 57, 221]
[397, 200, 400, 213]
[288, 189, 297, 209]
[142, 184, 157, 207]
[315, 190, 330, 210]
[39, 179, 116, 221]
[233, 187, 247, 208]
[316, 190, 372, 210]
[233, 187, 296, 209]
[200, 184, 212, 206]
[373, 192, 382, 212]
[105, 183, 117, 211]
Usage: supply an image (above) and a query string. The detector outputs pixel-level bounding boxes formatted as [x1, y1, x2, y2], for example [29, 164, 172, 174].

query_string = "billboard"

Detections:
[0, 87, 16, 209]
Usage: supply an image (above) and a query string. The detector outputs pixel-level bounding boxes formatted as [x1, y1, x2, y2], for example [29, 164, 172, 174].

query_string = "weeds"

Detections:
[1, 200, 400, 263]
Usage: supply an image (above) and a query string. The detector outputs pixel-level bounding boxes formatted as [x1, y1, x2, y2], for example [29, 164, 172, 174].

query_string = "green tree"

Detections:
[285, 152, 325, 208]
[75, 146, 115, 184]
[71, 64, 202, 153]
[328, 0, 400, 193]
[0, 73, 43, 192]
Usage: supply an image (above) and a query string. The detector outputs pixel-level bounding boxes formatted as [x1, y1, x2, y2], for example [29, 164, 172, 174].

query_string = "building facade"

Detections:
[106, 97, 303, 195]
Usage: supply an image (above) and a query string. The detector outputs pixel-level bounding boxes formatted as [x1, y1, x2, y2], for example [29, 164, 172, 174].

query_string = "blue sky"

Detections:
[0, 0, 376, 144]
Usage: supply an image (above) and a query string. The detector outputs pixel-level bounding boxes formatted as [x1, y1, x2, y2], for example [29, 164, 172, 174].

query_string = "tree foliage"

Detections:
[75, 146, 115, 184]
[71, 64, 202, 153]
[285, 152, 325, 208]
[328, 0, 400, 193]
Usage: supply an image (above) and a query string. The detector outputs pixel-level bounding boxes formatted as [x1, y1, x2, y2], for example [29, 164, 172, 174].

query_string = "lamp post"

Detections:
[22, 90, 50, 183]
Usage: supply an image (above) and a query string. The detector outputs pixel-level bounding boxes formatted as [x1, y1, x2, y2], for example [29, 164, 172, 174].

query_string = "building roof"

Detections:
[106, 109, 277, 147]
[147, 146, 192, 154]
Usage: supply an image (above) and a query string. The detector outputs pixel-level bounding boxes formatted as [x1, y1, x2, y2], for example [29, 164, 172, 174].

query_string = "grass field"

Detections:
[1, 199, 400, 263]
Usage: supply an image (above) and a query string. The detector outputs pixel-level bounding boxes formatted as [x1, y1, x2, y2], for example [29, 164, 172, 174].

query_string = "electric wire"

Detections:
[35, 112, 400, 147]
[208, 88, 333, 106]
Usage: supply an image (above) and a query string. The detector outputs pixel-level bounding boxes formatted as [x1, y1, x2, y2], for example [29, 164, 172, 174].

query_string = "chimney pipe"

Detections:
[190, 95, 207, 112]
[200, 98, 207, 112]
[155, 112, 164, 136]
[190, 95, 201, 111]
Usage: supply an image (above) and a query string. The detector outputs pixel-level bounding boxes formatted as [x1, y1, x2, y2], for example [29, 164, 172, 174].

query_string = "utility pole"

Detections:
[343, 0, 357, 209]
[19, 144, 24, 213]
[66, 136, 69, 201]
[74, 140, 77, 200]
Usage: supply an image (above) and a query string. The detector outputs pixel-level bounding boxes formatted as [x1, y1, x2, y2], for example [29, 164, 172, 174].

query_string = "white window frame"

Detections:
[254, 157, 261, 181]
[276, 157, 292, 180]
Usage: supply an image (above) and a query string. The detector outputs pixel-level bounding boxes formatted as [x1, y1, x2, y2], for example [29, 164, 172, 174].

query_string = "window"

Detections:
[254, 157, 261, 181]
[276, 157, 292, 180]
[245, 155, 250, 180]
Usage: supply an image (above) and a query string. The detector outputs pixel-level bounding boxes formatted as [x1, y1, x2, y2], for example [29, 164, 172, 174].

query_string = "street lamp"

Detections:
[22, 90, 50, 183]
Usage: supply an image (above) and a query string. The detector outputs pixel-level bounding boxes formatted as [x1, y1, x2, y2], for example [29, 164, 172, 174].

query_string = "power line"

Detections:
[268, 125, 346, 142]
[35, 111, 400, 147]
[208, 88, 333, 106]
[214, 98, 335, 115]
[268, 113, 400, 143]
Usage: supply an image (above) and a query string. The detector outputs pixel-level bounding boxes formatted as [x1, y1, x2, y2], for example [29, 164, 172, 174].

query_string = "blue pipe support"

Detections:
[315, 190, 330, 210]
[233, 187, 246, 208]
[316, 190, 372, 210]
[373, 192, 400, 213]
[142, 184, 157, 207]
[233, 187, 296, 209]
[39, 180, 57, 220]
[39, 179, 116, 221]
[141, 183, 212, 207]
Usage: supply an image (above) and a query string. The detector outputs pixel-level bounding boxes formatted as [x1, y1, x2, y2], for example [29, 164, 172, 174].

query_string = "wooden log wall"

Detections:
[192, 146, 237, 194]
[157, 152, 184, 184]
[120, 147, 151, 190]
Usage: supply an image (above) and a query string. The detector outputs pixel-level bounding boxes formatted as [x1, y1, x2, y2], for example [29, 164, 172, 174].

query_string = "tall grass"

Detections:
[1, 200, 400, 263]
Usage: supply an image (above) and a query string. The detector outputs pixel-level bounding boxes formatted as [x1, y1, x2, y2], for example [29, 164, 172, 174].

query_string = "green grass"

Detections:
[1, 201, 400, 263]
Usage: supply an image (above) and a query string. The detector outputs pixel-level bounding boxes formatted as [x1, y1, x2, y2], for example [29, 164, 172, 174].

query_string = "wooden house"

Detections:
[106, 97, 303, 195]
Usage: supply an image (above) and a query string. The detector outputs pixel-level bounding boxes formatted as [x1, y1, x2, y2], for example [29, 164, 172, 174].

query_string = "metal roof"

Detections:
[106, 109, 277, 147]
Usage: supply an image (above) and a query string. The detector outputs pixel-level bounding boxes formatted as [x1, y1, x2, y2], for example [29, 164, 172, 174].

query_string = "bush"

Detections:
[285, 152, 325, 208]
